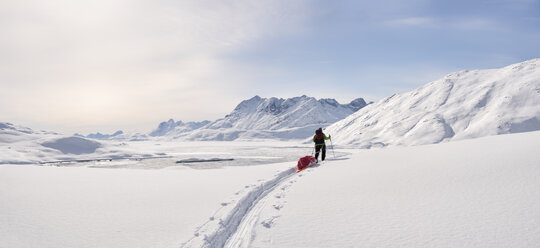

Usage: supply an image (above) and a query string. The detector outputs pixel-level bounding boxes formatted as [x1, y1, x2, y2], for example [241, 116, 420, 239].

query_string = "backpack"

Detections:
[314, 133, 325, 144]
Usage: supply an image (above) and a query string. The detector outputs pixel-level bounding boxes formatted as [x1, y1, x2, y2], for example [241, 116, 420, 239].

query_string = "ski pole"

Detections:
[330, 136, 336, 159]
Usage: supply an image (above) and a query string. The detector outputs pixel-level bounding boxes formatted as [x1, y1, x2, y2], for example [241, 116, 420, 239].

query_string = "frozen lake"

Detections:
[39, 141, 347, 169]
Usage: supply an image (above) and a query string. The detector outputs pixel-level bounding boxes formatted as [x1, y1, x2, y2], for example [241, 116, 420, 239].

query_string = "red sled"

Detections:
[297, 156, 317, 172]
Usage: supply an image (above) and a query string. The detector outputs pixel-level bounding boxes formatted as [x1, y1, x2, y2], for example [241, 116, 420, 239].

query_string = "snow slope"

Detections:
[326, 58, 540, 147]
[173, 95, 367, 141]
[249, 131, 540, 247]
[246, 131, 540, 247]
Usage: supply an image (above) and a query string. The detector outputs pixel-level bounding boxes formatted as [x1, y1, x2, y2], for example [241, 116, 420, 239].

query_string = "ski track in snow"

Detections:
[182, 166, 302, 248]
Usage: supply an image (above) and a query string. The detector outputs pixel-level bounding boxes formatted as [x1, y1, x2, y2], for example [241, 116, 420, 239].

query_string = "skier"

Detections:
[313, 127, 331, 161]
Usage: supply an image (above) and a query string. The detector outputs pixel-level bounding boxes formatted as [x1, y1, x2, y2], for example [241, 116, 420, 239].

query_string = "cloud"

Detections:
[381, 15, 510, 33]
[384, 17, 435, 27]
[448, 18, 506, 31]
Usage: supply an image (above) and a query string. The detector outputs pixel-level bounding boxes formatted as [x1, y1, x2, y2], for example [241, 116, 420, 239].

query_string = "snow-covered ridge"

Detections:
[326, 58, 540, 147]
[168, 95, 367, 141]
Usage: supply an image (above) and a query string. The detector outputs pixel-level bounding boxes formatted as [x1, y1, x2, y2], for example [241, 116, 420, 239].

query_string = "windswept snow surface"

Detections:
[326, 58, 540, 147]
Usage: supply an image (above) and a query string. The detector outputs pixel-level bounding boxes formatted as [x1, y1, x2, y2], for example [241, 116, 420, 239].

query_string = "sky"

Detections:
[1, 0, 539, 135]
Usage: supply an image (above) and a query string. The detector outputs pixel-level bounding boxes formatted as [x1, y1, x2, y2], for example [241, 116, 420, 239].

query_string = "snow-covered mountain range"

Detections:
[208, 96, 366, 130]
[157, 95, 367, 140]
[326, 58, 540, 147]
[149, 119, 211, 137]
[75, 130, 124, 140]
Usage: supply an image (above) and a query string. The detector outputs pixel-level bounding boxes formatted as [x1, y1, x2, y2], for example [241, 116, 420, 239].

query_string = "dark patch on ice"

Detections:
[176, 158, 234, 163]
[0, 161, 34, 165]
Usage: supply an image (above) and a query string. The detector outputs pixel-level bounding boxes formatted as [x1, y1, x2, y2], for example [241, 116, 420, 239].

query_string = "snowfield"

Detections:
[2, 131, 539, 248]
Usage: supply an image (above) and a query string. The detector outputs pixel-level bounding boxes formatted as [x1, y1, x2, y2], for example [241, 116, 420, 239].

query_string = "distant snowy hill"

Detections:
[0, 122, 59, 143]
[149, 119, 211, 137]
[41, 137, 102, 155]
[326, 58, 540, 147]
[0, 122, 104, 163]
[170, 95, 367, 140]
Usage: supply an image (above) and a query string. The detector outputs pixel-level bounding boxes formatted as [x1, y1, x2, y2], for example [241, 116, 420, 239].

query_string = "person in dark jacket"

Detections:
[312, 127, 331, 161]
